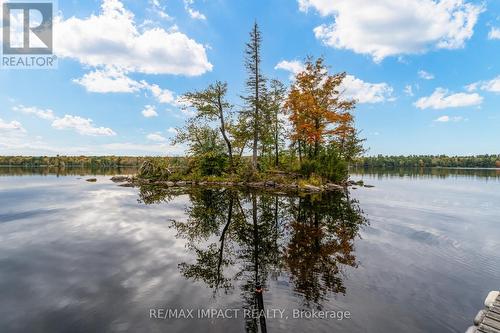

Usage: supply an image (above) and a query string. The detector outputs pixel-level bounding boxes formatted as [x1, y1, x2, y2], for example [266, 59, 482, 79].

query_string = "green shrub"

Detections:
[138, 158, 171, 180]
[299, 159, 320, 178]
[317, 150, 348, 183]
[236, 159, 259, 182]
[196, 152, 228, 177]
[299, 148, 348, 183]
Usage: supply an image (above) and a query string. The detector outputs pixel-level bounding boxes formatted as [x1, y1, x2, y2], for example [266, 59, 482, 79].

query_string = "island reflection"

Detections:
[138, 186, 367, 332]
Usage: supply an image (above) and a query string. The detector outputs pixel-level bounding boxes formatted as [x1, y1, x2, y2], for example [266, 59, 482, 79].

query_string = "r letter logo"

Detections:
[2, 1, 57, 69]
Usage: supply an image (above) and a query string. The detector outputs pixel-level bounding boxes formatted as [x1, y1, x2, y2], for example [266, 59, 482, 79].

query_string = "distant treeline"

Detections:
[0, 156, 149, 168]
[354, 155, 500, 168]
[3, 154, 499, 169]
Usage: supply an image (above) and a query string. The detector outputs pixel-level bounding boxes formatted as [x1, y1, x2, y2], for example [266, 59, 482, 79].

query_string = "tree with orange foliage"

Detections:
[285, 57, 357, 161]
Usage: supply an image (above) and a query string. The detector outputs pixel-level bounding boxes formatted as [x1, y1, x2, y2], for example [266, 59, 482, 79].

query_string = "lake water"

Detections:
[0, 168, 499, 333]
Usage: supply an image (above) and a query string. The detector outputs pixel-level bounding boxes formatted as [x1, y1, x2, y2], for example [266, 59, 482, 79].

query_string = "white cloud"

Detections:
[275, 59, 392, 103]
[73, 67, 175, 105]
[144, 83, 175, 104]
[158, 11, 171, 20]
[0, 136, 71, 156]
[142, 105, 158, 118]
[73, 68, 177, 104]
[0, 118, 25, 132]
[0, 138, 59, 155]
[415, 88, 483, 109]
[12, 105, 55, 120]
[404, 85, 414, 97]
[100, 142, 185, 156]
[341, 75, 394, 104]
[73, 67, 143, 94]
[275, 60, 305, 74]
[465, 82, 479, 92]
[300, 0, 483, 62]
[434, 115, 464, 122]
[488, 27, 500, 40]
[435, 115, 449, 122]
[147, 132, 167, 142]
[10, 103, 117, 137]
[167, 127, 178, 135]
[187, 8, 206, 20]
[418, 70, 435, 80]
[0, 139, 186, 156]
[275, 60, 305, 80]
[479, 77, 500, 93]
[150, 0, 171, 20]
[184, 0, 206, 20]
[55, 0, 212, 75]
[73, 67, 143, 93]
[467, 76, 500, 93]
[52, 115, 117, 136]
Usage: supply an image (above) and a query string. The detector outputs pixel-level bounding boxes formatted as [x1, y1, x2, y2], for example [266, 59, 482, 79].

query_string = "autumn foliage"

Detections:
[285, 57, 356, 159]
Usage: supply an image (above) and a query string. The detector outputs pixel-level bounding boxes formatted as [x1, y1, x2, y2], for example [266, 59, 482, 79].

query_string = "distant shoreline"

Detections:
[1, 165, 499, 170]
[352, 166, 500, 171]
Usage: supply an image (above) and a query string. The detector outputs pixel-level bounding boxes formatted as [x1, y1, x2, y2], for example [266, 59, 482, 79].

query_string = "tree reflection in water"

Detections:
[138, 186, 367, 332]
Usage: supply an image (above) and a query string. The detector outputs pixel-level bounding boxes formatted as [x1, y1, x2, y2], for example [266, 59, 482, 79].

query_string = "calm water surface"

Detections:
[0, 169, 499, 333]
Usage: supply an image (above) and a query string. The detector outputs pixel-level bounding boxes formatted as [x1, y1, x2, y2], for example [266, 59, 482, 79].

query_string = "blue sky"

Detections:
[0, 0, 499, 156]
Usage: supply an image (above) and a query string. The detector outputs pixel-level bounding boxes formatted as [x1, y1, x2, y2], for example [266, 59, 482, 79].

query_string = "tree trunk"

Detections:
[274, 113, 279, 167]
[252, 24, 259, 171]
[217, 94, 234, 171]
[298, 140, 302, 165]
[252, 192, 259, 284]
[314, 119, 320, 158]
[216, 195, 233, 289]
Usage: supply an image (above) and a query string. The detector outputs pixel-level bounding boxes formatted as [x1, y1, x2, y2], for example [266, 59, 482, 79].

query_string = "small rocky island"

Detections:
[102, 29, 369, 195]
[112, 174, 351, 193]
[107, 56, 366, 193]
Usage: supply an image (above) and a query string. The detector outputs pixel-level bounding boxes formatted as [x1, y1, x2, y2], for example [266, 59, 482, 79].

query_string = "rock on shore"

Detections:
[110, 176, 132, 183]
